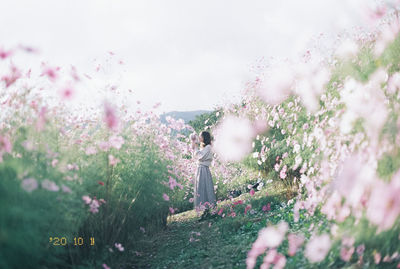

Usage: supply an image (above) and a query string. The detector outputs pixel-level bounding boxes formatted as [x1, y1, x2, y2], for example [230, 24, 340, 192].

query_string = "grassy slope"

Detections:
[127, 184, 295, 269]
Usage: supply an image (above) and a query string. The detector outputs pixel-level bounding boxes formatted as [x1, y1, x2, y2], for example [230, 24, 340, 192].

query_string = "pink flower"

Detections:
[1, 65, 21, 88]
[98, 141, 110, 151]
[356, 244, 365, 256]
[0, 136, 11, 153]
[252, 118, 269, 134]
[60, 87, 74, 100]
[249, 189, 255, 196]
[36, 107, 47, 131]
[98, 181, 105, 186]
[367, 171, 400, 231]
[114, 243, 124, 252]
[21, 178, 38, 193]
[109, 135, 124, 150]
[108, 155, 120, 166]
[340, 245, 355, 262]
[218, 208, 224, 215]
[18, 45, 38, 54]
[233, 200, 243, 205]
[102, 264, 111, 269]
[279, 169, 287, 179]
[168, 176, 180, 190]
[51, 159, 58, 167]
[41, 179, 59, 192]
[0, 48, 13, 59]
[104, 102, 118, 131]
[190, 133, 199, 141]
[244, 205, 252, 215]
[247, 222, 288, 269]
[61, 184, 72, 193]
[261, 249, 286, 269]
[82, 195, 92, 205]
[169, 207, 175, 214]
[257, 63, 295, 105]
[85, 146, 97, 155]
[374, 252, 381, 264]
[66, 164, 75, 170]
[263, 203, 271, 212]
[89, 199, 100, 213]
[41, 65, 60, 81]
[305, 234, 331, 263]
[274, 163, 280, 172]
[163, 193, 170, 201]
[288, 233, 305, 256]
[213, 115, 255, 162]
[70, 66, 80, 81]
[259, 222, 288, 248]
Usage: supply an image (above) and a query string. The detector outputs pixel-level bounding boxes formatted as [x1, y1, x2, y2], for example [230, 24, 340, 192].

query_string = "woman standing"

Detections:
[191, 131, 217, 220]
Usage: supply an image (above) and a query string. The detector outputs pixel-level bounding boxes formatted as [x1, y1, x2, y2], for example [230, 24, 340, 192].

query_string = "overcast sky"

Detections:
[0, 0, 382, 114]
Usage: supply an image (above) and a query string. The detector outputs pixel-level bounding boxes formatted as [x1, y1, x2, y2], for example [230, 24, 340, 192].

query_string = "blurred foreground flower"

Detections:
[104, 102, 118, 131]
[246, 222, 288, 269]
[257, 63, 295, 106]
[213, 115, 255, 162]
[304, 234, 331, 263]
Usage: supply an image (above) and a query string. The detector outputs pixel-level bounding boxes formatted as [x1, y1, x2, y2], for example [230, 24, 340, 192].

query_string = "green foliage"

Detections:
[0, 113, 180, 267]
[0, 153, 84, 269]
[188, 107, 224, 133]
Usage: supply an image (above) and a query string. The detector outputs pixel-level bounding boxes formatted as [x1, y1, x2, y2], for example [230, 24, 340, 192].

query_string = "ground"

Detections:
[127, 186, 292, 269]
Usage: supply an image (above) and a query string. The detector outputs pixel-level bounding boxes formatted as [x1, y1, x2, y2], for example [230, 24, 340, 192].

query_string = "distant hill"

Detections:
[160, 110, 211, 124]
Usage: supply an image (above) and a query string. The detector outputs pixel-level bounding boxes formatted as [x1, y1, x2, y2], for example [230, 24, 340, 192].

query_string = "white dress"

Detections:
[193, 144, 216, 210]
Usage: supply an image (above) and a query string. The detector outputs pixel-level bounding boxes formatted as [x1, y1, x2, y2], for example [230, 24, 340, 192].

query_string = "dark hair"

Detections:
[201, 131, 212, 146]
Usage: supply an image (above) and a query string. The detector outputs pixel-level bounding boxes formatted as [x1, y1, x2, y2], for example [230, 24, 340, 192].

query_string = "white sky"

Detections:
[0, 0, 383, 114]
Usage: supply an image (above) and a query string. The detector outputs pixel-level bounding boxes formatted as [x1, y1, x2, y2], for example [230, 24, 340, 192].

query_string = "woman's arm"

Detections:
[193, 145, 210, 161]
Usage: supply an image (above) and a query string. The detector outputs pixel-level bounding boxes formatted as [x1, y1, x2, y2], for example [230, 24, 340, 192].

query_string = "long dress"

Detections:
[193, 144, 217, 210]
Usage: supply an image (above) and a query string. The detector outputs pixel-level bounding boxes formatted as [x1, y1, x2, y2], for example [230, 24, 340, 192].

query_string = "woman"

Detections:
[191, 131, 217, 220]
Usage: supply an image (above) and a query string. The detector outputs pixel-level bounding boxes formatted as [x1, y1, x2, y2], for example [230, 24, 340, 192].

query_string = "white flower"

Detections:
[115, 243, 124, 252]
[293, 144, 300, 154]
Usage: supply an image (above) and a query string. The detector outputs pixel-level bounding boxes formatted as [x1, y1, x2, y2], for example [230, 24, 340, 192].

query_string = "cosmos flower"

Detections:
[213, 115, 255, 162]
[41, 179, 59, 192]
[304, 234, 331, 263]
[288, 233, 305, 256]
[163, 193, 170, 201]
[104, 102, 118, 131]
[114, 243, 124, 252]
[257, 63, 295, 105]
[21, 178, 38, 193]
